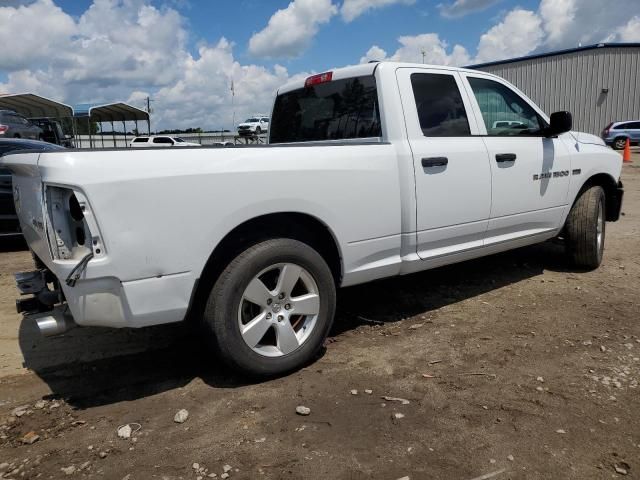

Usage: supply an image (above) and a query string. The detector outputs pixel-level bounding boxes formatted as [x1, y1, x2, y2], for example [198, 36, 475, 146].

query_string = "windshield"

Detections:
[270, 75, 381, 144]
[174, 137, 185, 142]
[245, 118, 259, 123]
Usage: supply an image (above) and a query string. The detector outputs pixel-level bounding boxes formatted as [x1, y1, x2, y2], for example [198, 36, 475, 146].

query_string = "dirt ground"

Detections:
[0, 157, 639, 480]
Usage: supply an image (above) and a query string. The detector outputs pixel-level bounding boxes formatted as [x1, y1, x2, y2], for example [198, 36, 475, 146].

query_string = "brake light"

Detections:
[0, 124, 7, 134]
[305, 71, 333, 88]
[603, 122, 613, 135]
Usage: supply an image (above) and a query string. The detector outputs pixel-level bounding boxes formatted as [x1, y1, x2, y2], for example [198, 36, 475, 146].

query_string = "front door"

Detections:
[396, 68, 492, 262]
[461, 74, 571, 245]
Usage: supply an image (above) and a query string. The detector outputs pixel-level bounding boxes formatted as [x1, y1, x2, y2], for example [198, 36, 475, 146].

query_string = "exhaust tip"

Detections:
[36, 314, 74, 337]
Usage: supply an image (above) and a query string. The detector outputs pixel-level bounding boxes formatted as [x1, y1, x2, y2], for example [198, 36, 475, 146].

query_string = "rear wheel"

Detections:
[202, 238, 336, 376]
[255, 126, 262, 135]
[613, 137, 627, 150]
[565, 185, 606, 269]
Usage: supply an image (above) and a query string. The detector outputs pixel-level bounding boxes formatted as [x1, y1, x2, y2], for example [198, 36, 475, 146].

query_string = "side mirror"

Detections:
[547, 111, 572, 136]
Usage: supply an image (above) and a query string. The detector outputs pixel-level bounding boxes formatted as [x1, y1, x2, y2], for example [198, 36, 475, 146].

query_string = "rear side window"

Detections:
[410, 73, 470, 136]
[133, 137, 149, 143]
[612, 123, 628, 130]
[152, 137, 173, 144]
[628, 122, 640, 129]
[270, 75, 381, 144]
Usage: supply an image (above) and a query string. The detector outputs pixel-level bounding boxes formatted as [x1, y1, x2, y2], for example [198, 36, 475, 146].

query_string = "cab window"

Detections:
[153, 137, 173, 144]
[468, 77, 544, 136]
[410, 73, 470, 137]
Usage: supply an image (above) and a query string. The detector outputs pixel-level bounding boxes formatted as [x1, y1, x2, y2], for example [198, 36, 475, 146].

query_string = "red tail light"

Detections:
[305, 71, 333, 88]
[0, 124, 8, 134]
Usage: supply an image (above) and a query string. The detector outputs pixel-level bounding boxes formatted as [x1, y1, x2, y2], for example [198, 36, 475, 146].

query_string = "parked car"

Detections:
[129, 136, 201, 147]
[29, 118, 74, 147]
[237, 116, 269, 136]
[601, 120, 640, 149]
[2, 62, 623, 376]
[0, 139, 64, 237]
[0, 110, 43, 140]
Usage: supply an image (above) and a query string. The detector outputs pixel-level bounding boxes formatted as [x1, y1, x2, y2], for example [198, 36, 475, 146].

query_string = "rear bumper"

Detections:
[15, 260, 193, 329]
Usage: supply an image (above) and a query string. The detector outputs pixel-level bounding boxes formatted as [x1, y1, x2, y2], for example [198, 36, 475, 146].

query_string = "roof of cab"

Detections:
[276, 61, 491, 94]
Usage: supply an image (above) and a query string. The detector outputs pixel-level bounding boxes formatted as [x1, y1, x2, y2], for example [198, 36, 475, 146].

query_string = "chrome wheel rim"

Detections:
[596, 199, 604, 252]
[238, 263, 320, 357]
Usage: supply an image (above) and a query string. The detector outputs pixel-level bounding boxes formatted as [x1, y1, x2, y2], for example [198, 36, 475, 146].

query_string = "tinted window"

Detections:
[410, 73, 470, 136]
[133, 137, 149, 143]
[613, 123, 629, 130]
[270, 75, 381, 144]
[152, 137, 173, 144]
[628, 122, 640, 129]
[468, 77, 544, 136]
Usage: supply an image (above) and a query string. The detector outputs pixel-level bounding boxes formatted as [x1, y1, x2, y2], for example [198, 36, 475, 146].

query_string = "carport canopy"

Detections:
[73, 102, 149, 123]
[0, 93, 73, 118]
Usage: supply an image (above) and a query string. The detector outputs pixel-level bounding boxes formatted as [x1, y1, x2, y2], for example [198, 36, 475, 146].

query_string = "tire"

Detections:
[565, 185, 606, 269]
[613, 137, 627, 150]
[255, 127, 261, 135]
[202, 238, 336, 376]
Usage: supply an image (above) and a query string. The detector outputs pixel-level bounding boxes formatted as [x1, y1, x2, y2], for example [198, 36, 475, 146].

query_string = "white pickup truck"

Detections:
[2, 62, 624, 376]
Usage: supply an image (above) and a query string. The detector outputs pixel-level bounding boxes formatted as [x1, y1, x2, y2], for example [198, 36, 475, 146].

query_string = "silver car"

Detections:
[0, 110, 43, 140]
[602, 120, 640, 150]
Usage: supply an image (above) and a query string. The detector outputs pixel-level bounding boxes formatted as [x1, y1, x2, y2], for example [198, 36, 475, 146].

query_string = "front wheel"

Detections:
[202, 238, 336, 376]
[565, 185, 606, 269]
[255, 126, 261, 135]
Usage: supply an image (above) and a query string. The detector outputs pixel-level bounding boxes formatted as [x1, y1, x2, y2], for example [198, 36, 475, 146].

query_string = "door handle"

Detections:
[495, 153, 516, 162]
[422, 157, 448, 167]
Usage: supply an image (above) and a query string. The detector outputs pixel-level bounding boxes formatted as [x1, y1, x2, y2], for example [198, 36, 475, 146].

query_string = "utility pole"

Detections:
[230, 79, 236, 133]
[145, 96, 154, 134]
[421, 50, 426, 64]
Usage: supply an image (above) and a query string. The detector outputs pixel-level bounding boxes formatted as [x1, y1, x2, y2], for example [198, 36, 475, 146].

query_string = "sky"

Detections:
[0, 0, 639, 130]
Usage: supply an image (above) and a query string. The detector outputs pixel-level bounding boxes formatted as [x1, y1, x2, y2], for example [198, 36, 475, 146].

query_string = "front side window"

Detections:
[270, 75, 381, 144]
[410, 73, 470, 137]
[153, 137, 173, 144]
[133, 137, 149, 143]
[468, 77, 544, 136]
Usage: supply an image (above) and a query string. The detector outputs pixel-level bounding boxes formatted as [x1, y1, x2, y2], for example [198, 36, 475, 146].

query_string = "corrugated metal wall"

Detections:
[475, 46, 640, 135]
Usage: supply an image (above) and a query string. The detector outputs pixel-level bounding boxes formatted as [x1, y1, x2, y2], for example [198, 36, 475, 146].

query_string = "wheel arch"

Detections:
[185, 212, 343, 323]
[576, 172, 621, 221]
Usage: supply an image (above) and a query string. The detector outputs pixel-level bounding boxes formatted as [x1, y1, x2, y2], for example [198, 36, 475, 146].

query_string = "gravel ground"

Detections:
[0, 157, 638, 480]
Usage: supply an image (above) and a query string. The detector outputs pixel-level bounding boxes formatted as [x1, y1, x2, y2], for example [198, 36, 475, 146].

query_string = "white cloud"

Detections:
[0, 0, 75, 71]
[538, 0, 640, 48]
[438, 0, 501, 19]
[359, 45, 388, 63]
[154, 38, 304, 129]
[616, 15, 640, 42]
[340, 0, 414, 22]
[359, 33, 470, 66]
[248, 0, 337, 58]
[474, 9, 544, 63]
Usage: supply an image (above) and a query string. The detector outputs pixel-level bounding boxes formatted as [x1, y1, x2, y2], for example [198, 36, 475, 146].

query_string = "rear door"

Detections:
[396, 67, 492, 261]
[461, 73, 571, 244]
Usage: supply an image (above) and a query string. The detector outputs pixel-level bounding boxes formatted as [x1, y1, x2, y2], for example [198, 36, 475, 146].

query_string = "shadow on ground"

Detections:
[18, 240, 573, 409]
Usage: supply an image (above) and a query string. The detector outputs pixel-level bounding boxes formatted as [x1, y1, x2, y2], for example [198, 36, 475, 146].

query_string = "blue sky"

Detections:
[52, 0, 542, 73]
[0, 0, 638, 129]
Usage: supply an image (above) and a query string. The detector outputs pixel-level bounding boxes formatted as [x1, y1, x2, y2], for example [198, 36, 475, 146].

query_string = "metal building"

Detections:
[468, 43, 640, 135]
